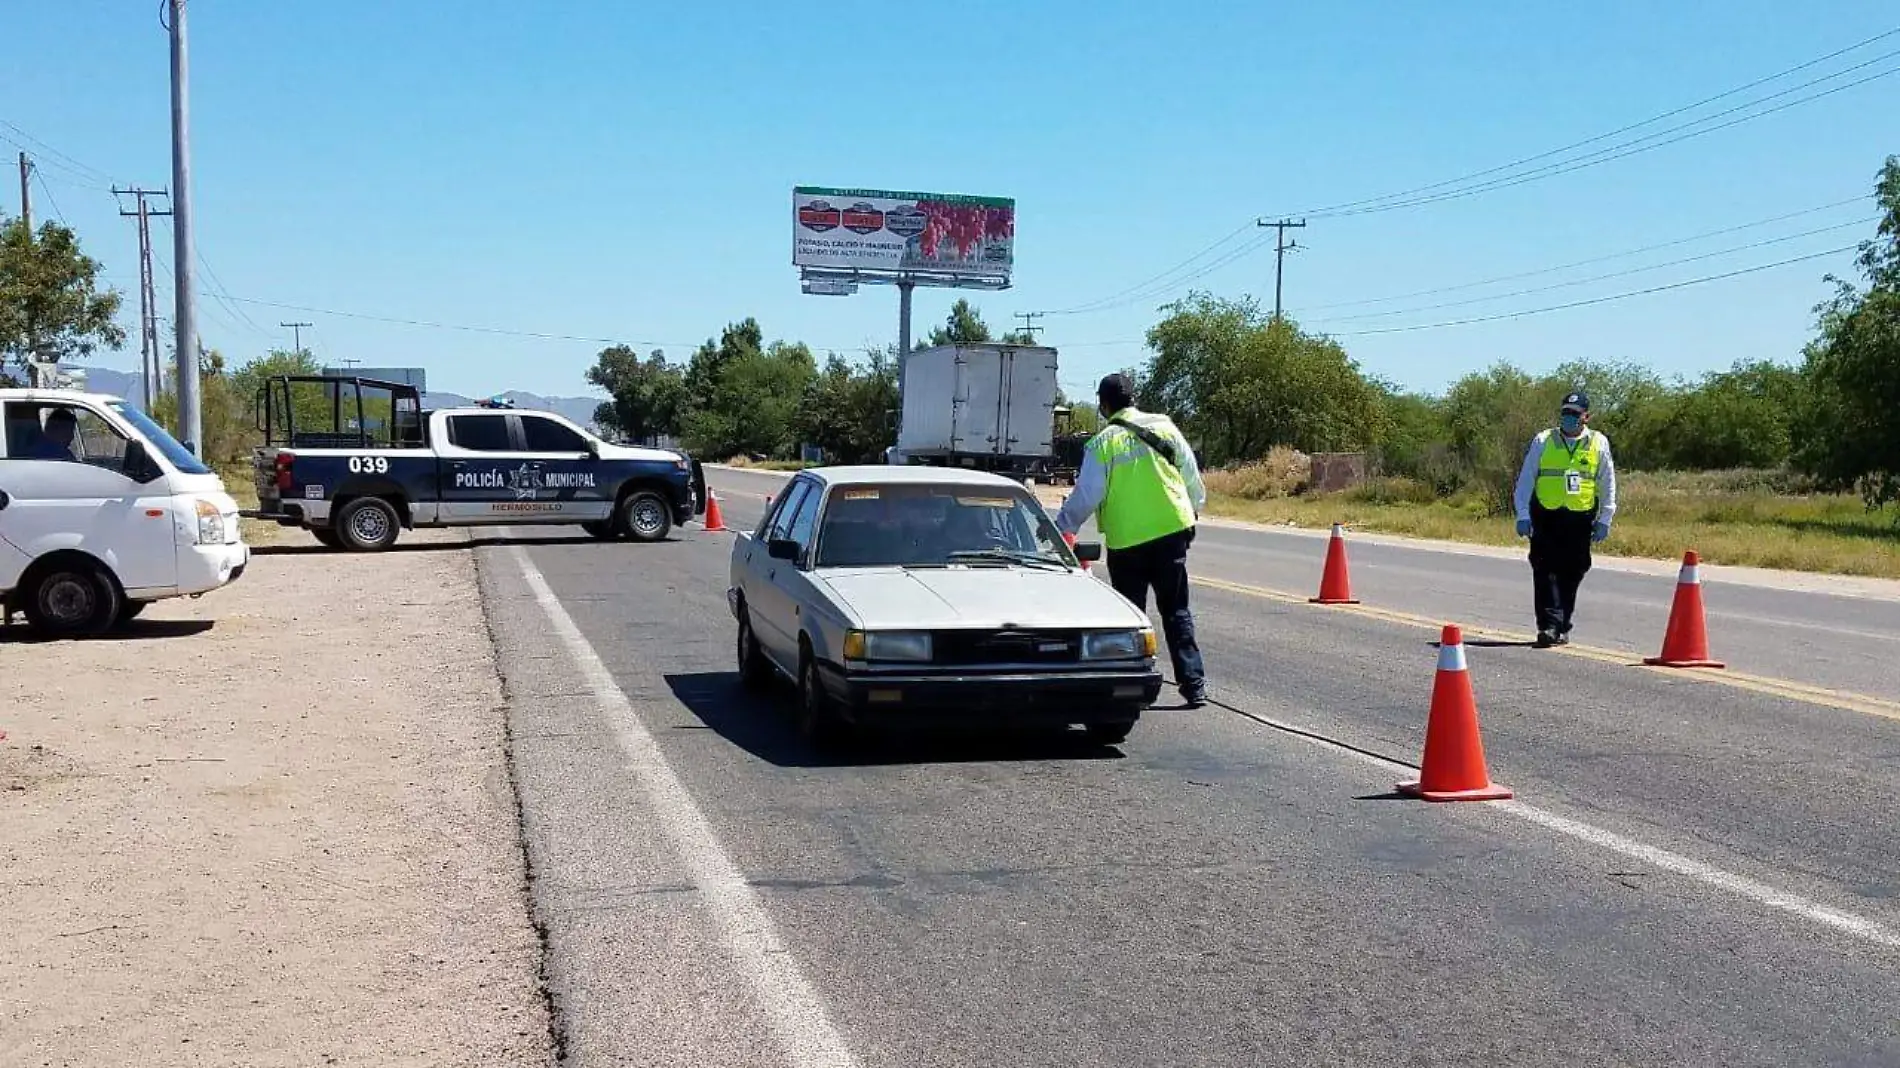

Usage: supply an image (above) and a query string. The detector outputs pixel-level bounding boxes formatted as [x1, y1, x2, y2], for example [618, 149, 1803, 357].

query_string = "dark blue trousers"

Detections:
[1105, 527, 1206, 697]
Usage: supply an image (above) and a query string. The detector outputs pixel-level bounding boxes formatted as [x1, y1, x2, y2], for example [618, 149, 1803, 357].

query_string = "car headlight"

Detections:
[1083, 629, 1155, 660]
[844, 630, 933, 663]
[194, 498, 227, 545]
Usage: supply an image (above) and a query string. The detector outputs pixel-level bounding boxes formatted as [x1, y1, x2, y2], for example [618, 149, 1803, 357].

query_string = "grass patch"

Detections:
[1198, 465, 1900, 579]
[723, 455, 811, 472]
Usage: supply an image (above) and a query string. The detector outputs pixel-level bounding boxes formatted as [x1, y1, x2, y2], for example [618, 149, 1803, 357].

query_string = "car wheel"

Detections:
[736, 610, 772, 691]
[1085, 721, 1135, 746]
[24, 562, 121, 639]
[797, 653, 846, 746]
[617, 490, 672, 543]
[336, 497, 401, 551]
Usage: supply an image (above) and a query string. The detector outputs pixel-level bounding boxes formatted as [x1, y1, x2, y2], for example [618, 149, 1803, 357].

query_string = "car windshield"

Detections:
[812, 482, 1075, 569]
[107, 401, 212, 475]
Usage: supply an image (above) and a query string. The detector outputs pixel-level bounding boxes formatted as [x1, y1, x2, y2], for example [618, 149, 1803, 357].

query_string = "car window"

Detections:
[812, 483, 1071, 568]
[784, 484, 822, 552]
[448, 414, 513, 452]
[2, 402, 131, 470]
[521, 415, 588, 453]
[767, 481, 811, 541]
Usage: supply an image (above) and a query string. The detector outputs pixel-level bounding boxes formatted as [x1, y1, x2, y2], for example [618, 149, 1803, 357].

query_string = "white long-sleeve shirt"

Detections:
[1513, 427, 1617, 528]
[1054, 409, 1205, 535]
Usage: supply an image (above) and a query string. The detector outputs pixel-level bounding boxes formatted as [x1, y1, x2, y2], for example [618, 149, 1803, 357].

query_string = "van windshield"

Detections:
[107, 402, 212, 475]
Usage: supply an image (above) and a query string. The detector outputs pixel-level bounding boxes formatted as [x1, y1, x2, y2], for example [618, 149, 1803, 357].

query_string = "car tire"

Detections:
[312, 527, 344, 549]
[736, 610, 772, 691]
[23, 562, 121, 639]
[797, 653, 846, 747]
[582, 520, 618, 540]
[1085, 721, 1135, 746]
[616, 490, 672, 543]
[335, 497, 402, 552]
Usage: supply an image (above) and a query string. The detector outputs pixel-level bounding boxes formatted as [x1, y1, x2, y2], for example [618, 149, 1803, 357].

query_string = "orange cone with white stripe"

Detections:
[1643, 550, 1724, 669]
[702, 488, 728, 532]
[1397, 625, 1514, 802]
[1309, 523, 1360, 604]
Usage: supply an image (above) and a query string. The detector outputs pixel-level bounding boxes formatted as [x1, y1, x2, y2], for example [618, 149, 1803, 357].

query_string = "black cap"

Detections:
[1561, 390, 1590, 413]
[1097, 373, 1135, 411]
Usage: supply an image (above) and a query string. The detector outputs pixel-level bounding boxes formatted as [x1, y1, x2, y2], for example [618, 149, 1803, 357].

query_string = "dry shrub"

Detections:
[1204, 446, 1312, 500]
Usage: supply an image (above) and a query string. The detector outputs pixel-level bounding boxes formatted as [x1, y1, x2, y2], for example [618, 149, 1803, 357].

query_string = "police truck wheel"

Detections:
[582, 520, 617, 540]
[24, 562, 121, 639]
[336, 497, 401, 552]
[616, 490, 672, 543]
[312, 527, 344, 549]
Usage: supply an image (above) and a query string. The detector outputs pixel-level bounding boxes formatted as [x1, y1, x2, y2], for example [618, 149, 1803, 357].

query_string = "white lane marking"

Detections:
[1222, 706, 1900, 951]
[511, 546, 861, 1068]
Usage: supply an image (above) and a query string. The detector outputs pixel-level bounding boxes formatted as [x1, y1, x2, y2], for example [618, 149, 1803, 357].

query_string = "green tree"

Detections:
[151, 348, 249, 470]
[795, 346, 900, 463]
[1442, 362, 1563, 512]
[678, 323, 816, 458]
[922, 298, 1040, 347]
[1646, 360, 1805, 470]
[586, 345, 685, 442]
[0, 216, 126, 382]
[1794, 155, 1900, 506]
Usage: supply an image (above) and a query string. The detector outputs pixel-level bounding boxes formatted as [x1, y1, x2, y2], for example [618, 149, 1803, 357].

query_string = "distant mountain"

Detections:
[65, 367, 606, 431]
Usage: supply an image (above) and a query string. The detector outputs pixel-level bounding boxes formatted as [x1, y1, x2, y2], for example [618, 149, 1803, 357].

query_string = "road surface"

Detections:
[471, 468, 1900, 1067]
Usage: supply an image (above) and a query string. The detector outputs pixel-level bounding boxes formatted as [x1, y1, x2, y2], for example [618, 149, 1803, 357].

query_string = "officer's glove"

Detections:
[1592, 521, 1610, 543]
[1515, 518, 1532, 538]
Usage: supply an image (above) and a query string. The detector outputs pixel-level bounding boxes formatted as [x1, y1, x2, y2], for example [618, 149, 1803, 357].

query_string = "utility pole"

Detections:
[16, 152, 30, 231]
[1256, 218, 1307, 320]
[280, 321, 312, 355]
[167, 0, 202, 454]
[1014, 311, 1044, 341]
[115, 187, 173, 411]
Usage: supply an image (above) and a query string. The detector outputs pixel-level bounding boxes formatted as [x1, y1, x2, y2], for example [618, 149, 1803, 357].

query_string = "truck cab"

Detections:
[1, 387, 248, 636]
[246, 374, 706, 551]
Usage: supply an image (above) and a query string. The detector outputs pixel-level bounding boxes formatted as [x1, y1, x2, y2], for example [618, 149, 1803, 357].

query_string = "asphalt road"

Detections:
[473, 474, 1900, 1068]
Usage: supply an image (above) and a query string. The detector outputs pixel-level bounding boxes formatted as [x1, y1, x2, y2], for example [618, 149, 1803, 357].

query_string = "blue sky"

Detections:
[5, 1, 1896, 402]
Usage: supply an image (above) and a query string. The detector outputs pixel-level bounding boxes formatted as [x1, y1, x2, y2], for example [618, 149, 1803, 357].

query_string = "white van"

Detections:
[1, 387, 249, 637]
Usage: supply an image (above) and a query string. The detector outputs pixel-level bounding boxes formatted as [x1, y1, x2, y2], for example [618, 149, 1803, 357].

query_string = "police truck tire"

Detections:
[582, 520, 617, 540]
[616, 490, 672, 543]
[24, 561, 121, 639]
[336, 497, 401, 552]
[313, 527, 344, 549]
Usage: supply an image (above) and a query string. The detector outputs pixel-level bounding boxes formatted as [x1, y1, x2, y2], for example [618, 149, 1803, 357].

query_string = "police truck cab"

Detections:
[246, 374, 705, 551]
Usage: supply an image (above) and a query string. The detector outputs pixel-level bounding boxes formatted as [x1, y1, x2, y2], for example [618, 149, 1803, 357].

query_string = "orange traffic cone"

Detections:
[1309, 523, 1360, 604]
[1643, 550, 1724, 669]
[702, 488, 728, 532]
[1062, 532, 1091, 571]
[1397, 625, 1514, 802]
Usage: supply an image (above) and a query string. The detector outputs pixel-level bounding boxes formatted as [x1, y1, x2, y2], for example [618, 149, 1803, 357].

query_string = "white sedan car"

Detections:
[728, 466, 1163, 746]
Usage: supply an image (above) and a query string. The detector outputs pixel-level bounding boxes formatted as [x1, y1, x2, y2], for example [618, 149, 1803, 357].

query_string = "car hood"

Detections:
[817, 567, 1148, 630]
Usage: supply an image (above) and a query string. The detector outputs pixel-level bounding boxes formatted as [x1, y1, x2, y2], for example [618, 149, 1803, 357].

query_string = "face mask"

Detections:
[1560, 414, 1582, 434]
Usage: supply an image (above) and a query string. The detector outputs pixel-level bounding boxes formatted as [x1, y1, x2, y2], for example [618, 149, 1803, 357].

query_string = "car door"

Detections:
[747, 477, 813, 663]
[516, 413, 613, 522]
[0, 399, 179, 594]
[434, 413, 536, 522]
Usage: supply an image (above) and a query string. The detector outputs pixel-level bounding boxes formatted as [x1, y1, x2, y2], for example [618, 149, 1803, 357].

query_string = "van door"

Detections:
[0, 399, 180, 595]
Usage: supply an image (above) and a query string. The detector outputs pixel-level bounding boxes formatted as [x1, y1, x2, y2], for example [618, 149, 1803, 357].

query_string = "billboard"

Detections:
[793, 186, 1014, 280]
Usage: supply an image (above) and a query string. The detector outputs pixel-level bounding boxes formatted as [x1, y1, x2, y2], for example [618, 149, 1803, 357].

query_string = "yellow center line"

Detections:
[1191, 574, 1900, 723]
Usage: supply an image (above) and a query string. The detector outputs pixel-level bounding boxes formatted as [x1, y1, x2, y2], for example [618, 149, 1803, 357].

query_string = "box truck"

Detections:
[892, 344, 1060, 478]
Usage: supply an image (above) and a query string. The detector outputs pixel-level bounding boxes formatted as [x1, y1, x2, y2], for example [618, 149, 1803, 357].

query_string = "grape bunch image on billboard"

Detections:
[793, 187, 1014, 280]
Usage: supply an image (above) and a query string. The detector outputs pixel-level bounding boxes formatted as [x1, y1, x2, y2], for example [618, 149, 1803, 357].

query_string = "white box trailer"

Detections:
[894, 344, 1060, 474]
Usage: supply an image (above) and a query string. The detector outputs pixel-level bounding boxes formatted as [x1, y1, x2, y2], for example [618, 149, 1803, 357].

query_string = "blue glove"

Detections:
[1592, 521, 1610, 543]
[1515, 518, 1532, 538]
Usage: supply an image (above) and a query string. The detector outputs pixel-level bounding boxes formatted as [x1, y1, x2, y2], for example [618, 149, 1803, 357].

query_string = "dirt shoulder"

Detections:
[0, 528, 550, 1067]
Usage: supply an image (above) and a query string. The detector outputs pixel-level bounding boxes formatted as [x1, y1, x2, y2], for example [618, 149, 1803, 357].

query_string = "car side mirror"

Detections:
[122, 440, 160, 484]
[767, 538, 800, 561]
[1072, 541, 1103, 563]
[0, 488, 10, 511]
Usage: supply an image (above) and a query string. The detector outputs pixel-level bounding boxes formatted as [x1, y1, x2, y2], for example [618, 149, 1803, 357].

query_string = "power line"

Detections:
[1311, 216, 1875, 324]
[218, 292, 698, 348]
[1038, 221, 1259, 316]
[1328, 244, 1858, 336]
[1278, 27, 1900, 220]
[0, 118, 118, 187]
[31, 167, 65, 224]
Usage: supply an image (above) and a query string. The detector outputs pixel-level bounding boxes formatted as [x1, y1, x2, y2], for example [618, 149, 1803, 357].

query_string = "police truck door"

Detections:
[435, 412, 534, 522]
[515, 414, 613, 522]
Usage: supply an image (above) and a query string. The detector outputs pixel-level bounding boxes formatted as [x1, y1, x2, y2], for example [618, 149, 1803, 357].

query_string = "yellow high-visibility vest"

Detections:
[1087, 409, 1197, 550]
[1533, 428, 1600, 512]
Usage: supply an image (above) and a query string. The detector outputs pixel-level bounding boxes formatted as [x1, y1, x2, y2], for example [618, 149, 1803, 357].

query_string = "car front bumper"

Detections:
[817, 664, 1164, 729]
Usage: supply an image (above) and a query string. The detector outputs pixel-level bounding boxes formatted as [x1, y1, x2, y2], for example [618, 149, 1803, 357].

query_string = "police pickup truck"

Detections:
[244, 374, 705, 551]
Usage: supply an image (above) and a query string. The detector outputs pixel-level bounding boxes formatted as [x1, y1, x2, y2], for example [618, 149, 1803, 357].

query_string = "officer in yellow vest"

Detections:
[1055, 374, 1209, 707]
[1512, 390, 1617, 647]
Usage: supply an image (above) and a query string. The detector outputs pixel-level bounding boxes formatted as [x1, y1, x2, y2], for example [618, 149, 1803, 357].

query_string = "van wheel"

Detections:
[336, 497, 401, 551]
[616, 490, 672, 543]
[24, 562, 122, 639]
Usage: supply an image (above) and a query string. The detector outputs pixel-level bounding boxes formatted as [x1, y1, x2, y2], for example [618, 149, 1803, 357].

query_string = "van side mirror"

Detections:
[767, 538, 800, 561]
[121, 440, 160, 484]
[1072, 541, 1103, 563]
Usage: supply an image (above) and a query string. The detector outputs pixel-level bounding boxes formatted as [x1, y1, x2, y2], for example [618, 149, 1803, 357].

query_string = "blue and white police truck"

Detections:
[244, 374, 706, 551]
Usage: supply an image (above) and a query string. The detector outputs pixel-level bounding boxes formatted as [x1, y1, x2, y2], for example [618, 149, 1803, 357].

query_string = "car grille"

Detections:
[932, 628, 1081, 666]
